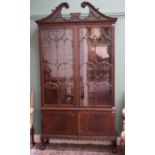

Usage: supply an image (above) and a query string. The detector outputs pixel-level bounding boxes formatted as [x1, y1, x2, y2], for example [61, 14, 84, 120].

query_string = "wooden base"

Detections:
[39, 135, 117, 151]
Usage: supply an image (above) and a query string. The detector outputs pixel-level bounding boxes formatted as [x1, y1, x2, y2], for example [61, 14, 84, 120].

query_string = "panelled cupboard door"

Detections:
[40, 28, 76, 106]
[78, 111, 115, 136]
[42, 110, 77, 135]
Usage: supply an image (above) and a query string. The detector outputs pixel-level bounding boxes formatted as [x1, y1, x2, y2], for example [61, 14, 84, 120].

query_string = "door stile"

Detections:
[73, 26, 80, 108]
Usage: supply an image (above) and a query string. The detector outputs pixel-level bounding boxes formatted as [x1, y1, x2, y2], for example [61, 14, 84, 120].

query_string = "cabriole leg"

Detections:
[40, 136, 49, 150]
[112, 139, 118, 153]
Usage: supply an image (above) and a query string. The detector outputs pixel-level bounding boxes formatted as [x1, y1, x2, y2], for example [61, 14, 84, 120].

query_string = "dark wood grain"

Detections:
[78, 111, 115, 136]
[42, 110, 77, 135]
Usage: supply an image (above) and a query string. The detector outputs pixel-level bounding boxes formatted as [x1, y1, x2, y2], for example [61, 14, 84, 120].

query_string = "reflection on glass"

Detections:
[41, 29, 74, 105]
[80, 27, 112, 106]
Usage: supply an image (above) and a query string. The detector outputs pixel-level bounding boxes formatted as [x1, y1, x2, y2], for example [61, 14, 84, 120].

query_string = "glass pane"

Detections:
[41, 28, 74, 105]
[79, 27, 112, 106]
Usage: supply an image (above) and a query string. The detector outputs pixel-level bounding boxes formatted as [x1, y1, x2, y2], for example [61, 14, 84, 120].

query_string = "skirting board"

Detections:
[34, 134, 121, 145]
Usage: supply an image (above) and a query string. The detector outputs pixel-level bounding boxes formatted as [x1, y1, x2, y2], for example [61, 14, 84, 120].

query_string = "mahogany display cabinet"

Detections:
[36, 2, 117, 150]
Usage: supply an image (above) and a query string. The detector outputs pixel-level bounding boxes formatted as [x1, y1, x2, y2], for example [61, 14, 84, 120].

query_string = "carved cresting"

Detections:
[36, 2, 117, 24]
[36, 2, 69, 23]
[81, 2, 117, 22]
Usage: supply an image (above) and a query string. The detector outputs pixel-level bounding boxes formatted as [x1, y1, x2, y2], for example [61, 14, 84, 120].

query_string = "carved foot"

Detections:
[40, 136, 49, 150]
[30, 127, 35, 146]
[44, 138, 50, 144]
[112, 140, 118, 153]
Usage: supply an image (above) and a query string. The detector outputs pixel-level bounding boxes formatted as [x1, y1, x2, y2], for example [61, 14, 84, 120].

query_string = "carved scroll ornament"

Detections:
[36, 2, 117, 24]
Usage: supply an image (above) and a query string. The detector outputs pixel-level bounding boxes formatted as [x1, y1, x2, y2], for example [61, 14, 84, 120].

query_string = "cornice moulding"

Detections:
[30, 12, 125, 20]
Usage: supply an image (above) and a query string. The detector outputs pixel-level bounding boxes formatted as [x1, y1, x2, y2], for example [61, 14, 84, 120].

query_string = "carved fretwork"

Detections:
[70, 13, 81, 21]
[36, 2, 117, 24]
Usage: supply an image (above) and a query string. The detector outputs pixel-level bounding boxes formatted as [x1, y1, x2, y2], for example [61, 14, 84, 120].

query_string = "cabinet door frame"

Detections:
[39, 25, 78, 107]
[76, 24, 115, 108]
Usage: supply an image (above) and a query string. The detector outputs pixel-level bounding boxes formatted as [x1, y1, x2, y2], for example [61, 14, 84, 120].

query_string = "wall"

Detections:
[30, 0, 124, 16]
[30, 0, 125, 135]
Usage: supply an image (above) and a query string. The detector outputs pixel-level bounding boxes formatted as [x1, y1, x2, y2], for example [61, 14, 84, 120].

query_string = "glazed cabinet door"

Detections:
[40, 28, 76, 106]
[79, 26, 114, 107]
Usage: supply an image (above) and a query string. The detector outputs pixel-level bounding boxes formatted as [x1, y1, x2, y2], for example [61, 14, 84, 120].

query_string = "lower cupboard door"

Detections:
[42, 110, 77, 135]
[78, 111, 115, 137]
